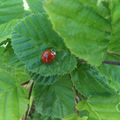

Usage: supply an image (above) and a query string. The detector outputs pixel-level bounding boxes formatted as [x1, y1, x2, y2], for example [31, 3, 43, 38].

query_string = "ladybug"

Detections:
[41, 49, 56, 64]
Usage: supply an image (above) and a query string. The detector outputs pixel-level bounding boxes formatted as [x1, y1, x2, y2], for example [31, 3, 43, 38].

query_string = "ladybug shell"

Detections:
[41, 49, 56, 64]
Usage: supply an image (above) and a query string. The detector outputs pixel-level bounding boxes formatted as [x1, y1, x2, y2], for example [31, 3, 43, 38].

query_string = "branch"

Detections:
[80, 59, 120, 66]
[103, 61, 120, 66]
[22, 81, 34, 120]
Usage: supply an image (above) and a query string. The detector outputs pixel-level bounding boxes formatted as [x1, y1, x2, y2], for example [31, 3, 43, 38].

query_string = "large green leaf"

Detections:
[77, 95, 120, 120]
[71, 64, 115, 97]
[108, 1, 120, 54]
[44, 0, 111, 66]
[12, 14, 77, 76]
[33, 75, 75, 119]
[0, 0, 25, 24]
[0, 45, 30, 84]
[98, 55, 120, 93]
[0, 19, 19, 42]
[99, 64, 120, 93]
[0, 69, 28, 120]
[0, 0, 27, 43]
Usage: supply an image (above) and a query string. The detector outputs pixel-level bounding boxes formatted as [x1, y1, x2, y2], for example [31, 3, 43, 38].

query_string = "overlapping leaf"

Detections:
[0, 45, 30, 84]
[0, 69, 28, 120]
[12, 14, 77, 76]
[33, 75, 75, 119]
[98, 54, 120, 93]
[71, 63, 120, 120]
[99, 64, 120, 93]
[0, 0, 27, 43]
[0, 19, 19, 43]
[108, 1, 120, 54]
[77, 95, 120, 120]
[0, 0, 25, 24]
[44, 0, 111, 66]
[71, 64, 115, 97]
[0, 45, 29, 119]
[31, 73, 58, 85]
[27, 0, 45, 13]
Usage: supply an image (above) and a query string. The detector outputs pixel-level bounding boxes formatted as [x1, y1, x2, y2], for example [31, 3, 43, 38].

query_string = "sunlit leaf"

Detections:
[0, 69, 28, 120]
[77, 95, 120, 120]
[44, 0, 111, 66]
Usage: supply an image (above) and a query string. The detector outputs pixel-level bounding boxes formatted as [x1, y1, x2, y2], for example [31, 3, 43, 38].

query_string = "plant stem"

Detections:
[22, 81, 34, 120]
[72, 85, 80, 115]
[103, 61, 120, 65]
[80, 59, 120, 66]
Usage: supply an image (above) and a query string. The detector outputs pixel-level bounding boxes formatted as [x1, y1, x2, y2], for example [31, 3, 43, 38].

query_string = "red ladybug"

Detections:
[41, 49, 56, 64]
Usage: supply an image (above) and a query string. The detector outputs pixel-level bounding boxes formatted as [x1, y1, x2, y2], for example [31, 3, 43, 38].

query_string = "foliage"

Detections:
[0, 0, 120, 120]
[11, 13, 77, 76]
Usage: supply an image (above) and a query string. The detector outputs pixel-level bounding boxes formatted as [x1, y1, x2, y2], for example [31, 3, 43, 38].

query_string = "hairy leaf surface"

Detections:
[34, 75, 74, 118]
[27, 0, 45, 13]
[12, 14, 77, 76]
[71, 64, 115, 96]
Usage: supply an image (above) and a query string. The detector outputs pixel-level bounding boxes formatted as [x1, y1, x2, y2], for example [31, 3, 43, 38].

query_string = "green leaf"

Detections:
[12, 14, 77, 76]
[108, 1, 120, 54]
[0, 0, 25, 24]
[27, 0, 45, 13]
[63, 114, 88, 120]
[99, 64, 120, 93]
[0, 45, 30, 84]
[44, 0, 111, 66]
[97, 53, 120, 93]
[0, 19, 19, 43]
[28, 112, 60, 120]
[77, 95, 120, 120]
[71, 64, 115, 97]
[98, 54, 120, 93]
[0, 69, 28, 120]
[33, 75, 75, 118]
[0, 0, 28, 43]
[31, 73, 58, 85]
